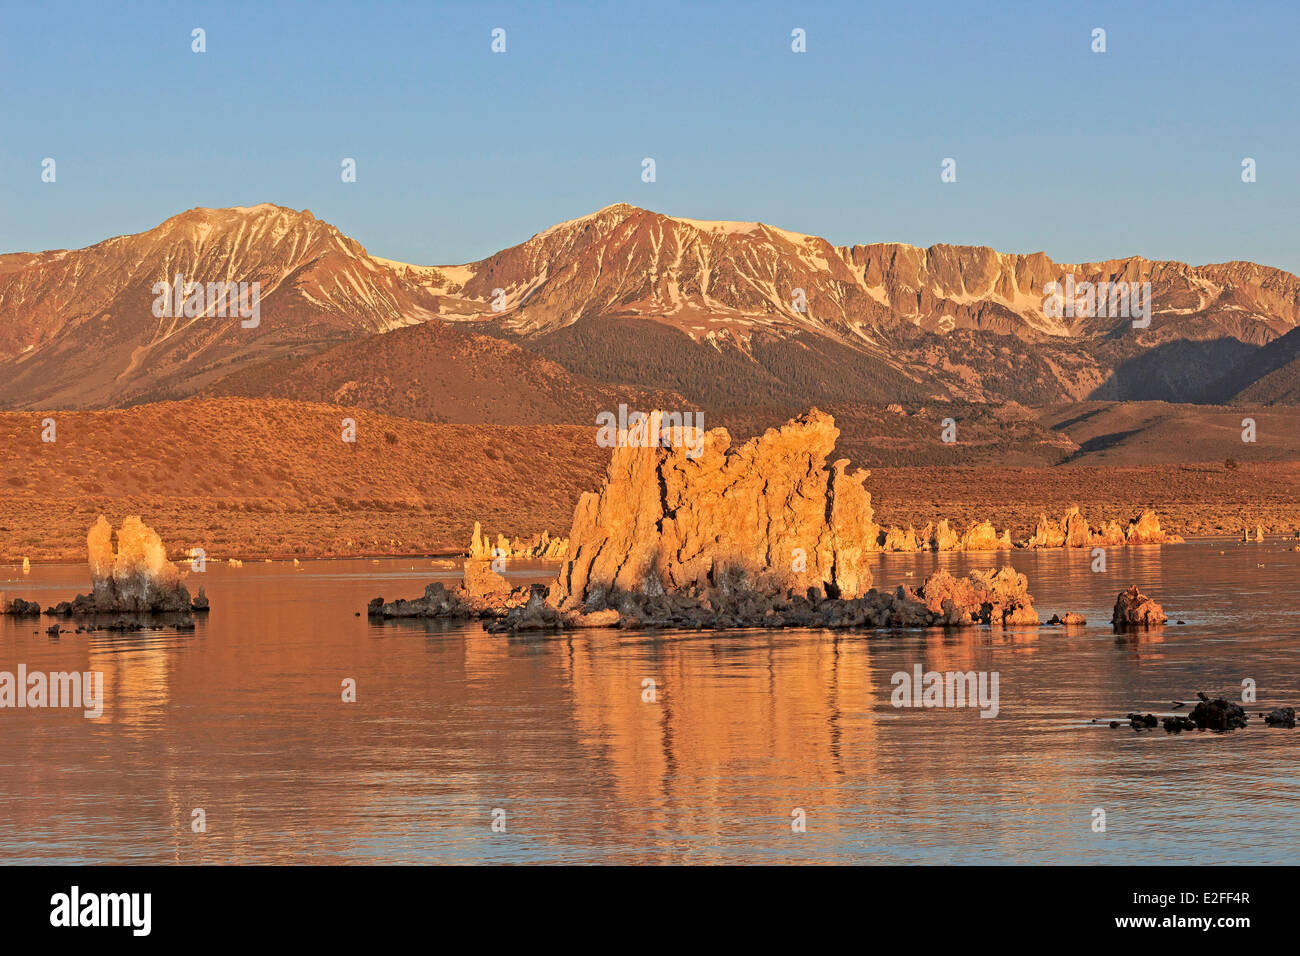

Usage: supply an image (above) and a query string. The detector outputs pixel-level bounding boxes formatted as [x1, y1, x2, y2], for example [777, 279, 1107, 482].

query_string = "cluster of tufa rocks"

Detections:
[872, 507, 1182, 553]
[1023, 506, 1183, 549]
[467, 523, 569, 560]
[875, 519, 1012, 553]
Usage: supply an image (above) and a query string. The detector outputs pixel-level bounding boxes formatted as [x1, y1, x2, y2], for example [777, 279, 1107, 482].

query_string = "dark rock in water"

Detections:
[1, 597, 41, 616]
[1264, 707, 1296, 728]
[191, 586, 210, 612]
[486, 584, 564, 633]
[1162, 716, 1196, 733]
[1188, 695, 1248, 732]
[1109, 721, 1120, 728]
[368, 577, 476, 619]
[1127, 713, 1159, 730]
[45, 624, 60, 636]
[1112, 585, 1168, 628]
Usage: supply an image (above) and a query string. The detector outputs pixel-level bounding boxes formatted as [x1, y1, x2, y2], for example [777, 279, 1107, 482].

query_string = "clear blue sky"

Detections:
[2, 0, 1297, 271]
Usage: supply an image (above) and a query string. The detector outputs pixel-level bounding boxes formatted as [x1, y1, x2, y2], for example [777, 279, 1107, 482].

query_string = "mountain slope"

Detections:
[1227, 326, 1300, 404]
[435, 204, 1300, 404]
[0, 205, 466, 408]
[202, 319, 686, 425]
[3, 203, 1299, 411]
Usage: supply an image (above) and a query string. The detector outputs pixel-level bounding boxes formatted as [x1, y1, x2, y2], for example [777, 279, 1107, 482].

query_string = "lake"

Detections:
[1, 539, 1297, 864]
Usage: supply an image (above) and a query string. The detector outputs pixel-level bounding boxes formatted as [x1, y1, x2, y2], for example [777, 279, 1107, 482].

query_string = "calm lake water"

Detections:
[1, 540, 1298, 865]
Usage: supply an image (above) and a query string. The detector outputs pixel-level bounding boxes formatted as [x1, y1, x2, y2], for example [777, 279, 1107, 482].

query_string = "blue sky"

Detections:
[2, 0, 1297, 271]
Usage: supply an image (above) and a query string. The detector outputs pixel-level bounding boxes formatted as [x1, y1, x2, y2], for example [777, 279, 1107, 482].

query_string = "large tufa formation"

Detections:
[370, 409, 1044, 634]
[1024, 507, 1183, 548]
[49, 516, 204, 616]
[551, 409, 876, 611]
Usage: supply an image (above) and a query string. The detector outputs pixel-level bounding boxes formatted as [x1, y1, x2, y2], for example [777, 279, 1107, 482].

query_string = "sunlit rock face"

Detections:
[552, 409, 877, 610]
[82, 515, 193, 613]
[1112, 584, 1169, 628]
[918, 567, 1040, 626]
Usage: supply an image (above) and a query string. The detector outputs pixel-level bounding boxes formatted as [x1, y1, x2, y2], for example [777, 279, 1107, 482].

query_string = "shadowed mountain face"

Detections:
[1, 203, 1298, 412]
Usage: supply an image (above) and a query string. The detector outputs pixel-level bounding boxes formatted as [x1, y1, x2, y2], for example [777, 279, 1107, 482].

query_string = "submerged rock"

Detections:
[1046, 611, 1087, 626]
[1264, 707, 1297, 728]
[1127, 712, 1159, 730]
[1111, 584, 1168, 628]
[1188, 694, 1248, 732]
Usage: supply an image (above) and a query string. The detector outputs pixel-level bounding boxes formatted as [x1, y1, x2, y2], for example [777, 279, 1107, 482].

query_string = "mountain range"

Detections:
[2, 202, 1299, 414]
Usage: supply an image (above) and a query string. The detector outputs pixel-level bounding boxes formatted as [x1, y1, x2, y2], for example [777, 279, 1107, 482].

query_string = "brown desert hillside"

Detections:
[202, 319, 686, 424]
[1, 398, 1296, 563]
[0, 399, 604, 561]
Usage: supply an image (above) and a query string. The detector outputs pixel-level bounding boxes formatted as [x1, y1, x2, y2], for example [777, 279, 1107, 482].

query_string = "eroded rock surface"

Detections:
[552, 409, 876, 609]
[1111, 584, 1168, 628]
[487, 565, 1037, 633]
